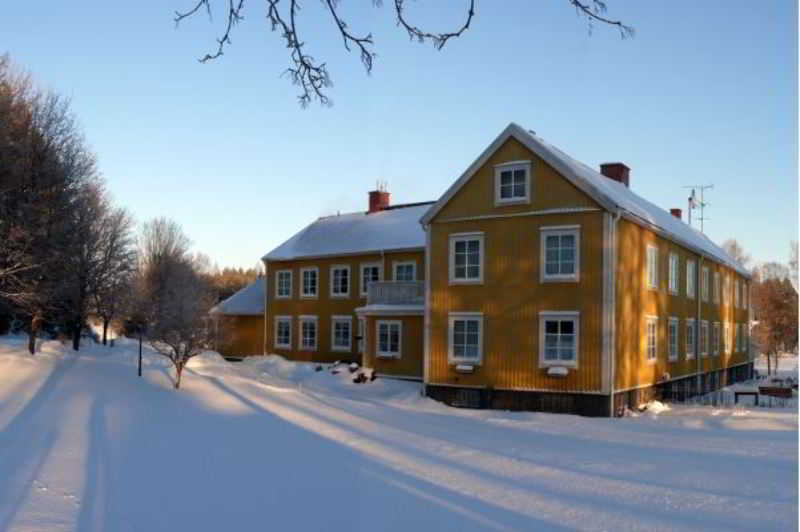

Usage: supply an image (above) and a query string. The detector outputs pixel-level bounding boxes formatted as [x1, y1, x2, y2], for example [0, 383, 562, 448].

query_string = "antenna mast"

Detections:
[683, 184, 714, 233]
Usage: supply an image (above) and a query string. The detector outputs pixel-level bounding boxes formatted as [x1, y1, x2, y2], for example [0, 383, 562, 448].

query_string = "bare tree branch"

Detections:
[393, 0, 475, 50]
[569, 0, 635, 39]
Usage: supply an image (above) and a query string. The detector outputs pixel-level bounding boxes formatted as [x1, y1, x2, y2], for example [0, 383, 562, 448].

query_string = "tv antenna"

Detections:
[683, 184, 714, 233]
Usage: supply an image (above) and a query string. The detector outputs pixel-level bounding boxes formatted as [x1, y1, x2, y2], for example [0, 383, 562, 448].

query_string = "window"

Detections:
[647, 246, 659, 290]
[299, 316, 317, 351]
[539, 312, 580, 367]
[712, 322, 720, 356]
[300, 267, 318, 298]
[735, 280, 740, 308]
[276, 270, 292, 299]
[724, 275, 731, 305]
[449, 233, 484, 284]
[713, 271, 720, 303]
[645, 316, 658, 362]
[723, 322, 730, 354]
[701, 266, 709, 301]
[376, 320, 401, 358]
[735, 323, 741, 352]
[743, 324, 748, 352]
[330, 265, 350, 297]
[357, 317, 365, 353]
[331, 316, 352, 352]
[360, 262, 382, 297]
[686, 319, 696, 359]
[743, 283, 748, 310]
[686, 260, 696, 298]
[393, 261, 416, 282]
[700, 320, 708, 357]
[494, 161, 531, 205]
[668, 253, 679, 294]
[449, 313, 484, 364]
[274, 316, 292, 349]
[541, 227, 580, 282]
[668, 318, 679, 361]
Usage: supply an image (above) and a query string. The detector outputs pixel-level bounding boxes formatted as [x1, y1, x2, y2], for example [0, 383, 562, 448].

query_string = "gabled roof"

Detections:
[263, 203, 432, 262]
[210, 278, 265, 316]
[421, 123, 750, 277]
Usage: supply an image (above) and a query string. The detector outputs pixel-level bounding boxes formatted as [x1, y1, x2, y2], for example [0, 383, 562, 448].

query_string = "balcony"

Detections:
[367, 281, 424, 306]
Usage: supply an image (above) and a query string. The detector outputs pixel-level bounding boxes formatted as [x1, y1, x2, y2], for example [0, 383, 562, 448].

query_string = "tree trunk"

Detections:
[28, 314, 42, 355]
[174, 361, 183, 389]
[767, 350, 773, 376]
[102, 319, 109, 345]
[72, 320, 81, 351]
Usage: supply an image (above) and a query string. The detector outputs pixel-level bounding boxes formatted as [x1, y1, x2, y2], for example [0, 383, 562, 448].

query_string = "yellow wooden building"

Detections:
[210, 279, 265, 359]
[260, 123, 752, 416]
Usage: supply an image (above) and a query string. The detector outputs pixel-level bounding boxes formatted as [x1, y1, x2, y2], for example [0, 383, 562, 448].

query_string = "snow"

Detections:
[1, 336, 796, 531]
[209, 278, 265, 316]
[263, 203, 432, 261]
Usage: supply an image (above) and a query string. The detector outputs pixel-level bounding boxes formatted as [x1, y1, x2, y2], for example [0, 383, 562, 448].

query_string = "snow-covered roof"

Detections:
[263, 203, 432, 261]
[210, 279, 265, 316]
[421, 123, 750, 277]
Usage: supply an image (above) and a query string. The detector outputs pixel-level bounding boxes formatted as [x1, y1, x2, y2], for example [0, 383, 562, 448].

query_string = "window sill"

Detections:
[332, 347, 352, 353]
[376, 353, 400, 359]
[448, 279, 483, 286]
[330, 294, 350, 299]
[493, 198, 530, 207]
[540, 361, 577, 369]
[300, 295, 318, 299]
[540, 276, 579, 284]
[275, 295, 291, 300]
[274, 344, 291, 349]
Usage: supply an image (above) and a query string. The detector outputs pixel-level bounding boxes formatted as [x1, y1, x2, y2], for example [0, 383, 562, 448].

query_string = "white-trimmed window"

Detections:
[668, 317, 679, 361]
[723, 321, 730, 354]
[448, 312, 483, 365]
[668, 253, 679, 294]
[274, 316, 292, 349]
[494, 161, 531, 205]
[360, 262, 382, 297]
[539, 312, 580, 367]
[686, 259, 696, 298]
[300, 267, 318, 298]
[330, 265, 350, 297]
[376, 320, 401, 358]
[299, 315, 318, 351]
[331, 315, 352, 352]
[701, 266, 710, 301]
[541, 226, 580, 282]
[357, 317, 366, 353]
[276, 270, 292, 299]
[743, 283, 749, 310]
[713, 271, 720, 303]
[686, 319, 696, 359]
[712, 322, 720, 355]
[449, 233, 484, 284]
[645, 316, 658, 362]
[700, 320, 708, 357]
[393, 261, 416, 281]
[647, 245, 659, 290]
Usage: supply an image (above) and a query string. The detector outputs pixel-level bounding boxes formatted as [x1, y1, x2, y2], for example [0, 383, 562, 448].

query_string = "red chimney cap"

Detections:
[599, 162, 630, 188]
[670, 208, 682, 220]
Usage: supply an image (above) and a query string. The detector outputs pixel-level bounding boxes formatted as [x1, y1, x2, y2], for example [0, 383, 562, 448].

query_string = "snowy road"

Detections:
[0, 337, 797, 532]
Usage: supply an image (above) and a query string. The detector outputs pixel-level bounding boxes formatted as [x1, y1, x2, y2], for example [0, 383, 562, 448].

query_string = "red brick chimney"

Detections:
[599, 162, 630, 188]
[368, 188, 390, 213]
[670, 208, 682, 220]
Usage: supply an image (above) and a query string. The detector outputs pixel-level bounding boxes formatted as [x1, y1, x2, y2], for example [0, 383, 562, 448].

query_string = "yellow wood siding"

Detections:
[363, 315, 424, 379]
[614, 219, 751, 391]
[265, 249, 424, 363]
[215, 315, 264, 357]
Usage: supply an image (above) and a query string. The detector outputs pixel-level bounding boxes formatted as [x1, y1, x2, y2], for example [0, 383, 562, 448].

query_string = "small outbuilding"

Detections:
[210, 279, 265, 358]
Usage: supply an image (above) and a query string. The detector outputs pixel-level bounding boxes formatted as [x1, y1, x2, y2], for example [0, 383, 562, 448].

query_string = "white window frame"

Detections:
[645, 315, 658, 363]
[274, 316, 292, 349]
[668, 253, 679, 294]
[701, 266, 710, 302]
[447, 312, 484, 365]
[540, 226, 580, 283]
[360, 262, 383, 297]
[357, 317, 366, 354]
[713, 271, 720, 304]
[686, 259, 696, 298]
[647, 245, 659, 290]
[376, 319, 402, 358]
[330, 265, 350, 298]
[300, 266, 319, 299]
[298, 315, 318, 351]
[275, 270, 292, 299]
[493, 160, 532, 206]
[668, 317, 679, 361]
[700, 320, 709, 357]
[331, 315, 353, 352]
[392, 260, 416, 282]
[712, 322, 720, 356]
[449, 232, 484, 285]
[685, 318, 696, 360]
[539, 311, 580, 368]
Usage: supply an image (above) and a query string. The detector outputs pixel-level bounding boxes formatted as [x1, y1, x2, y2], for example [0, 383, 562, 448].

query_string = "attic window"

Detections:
[494, 161, 531, 205]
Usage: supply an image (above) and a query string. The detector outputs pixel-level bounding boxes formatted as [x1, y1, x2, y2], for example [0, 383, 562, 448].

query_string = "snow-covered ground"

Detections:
[0, 336, 796, 532]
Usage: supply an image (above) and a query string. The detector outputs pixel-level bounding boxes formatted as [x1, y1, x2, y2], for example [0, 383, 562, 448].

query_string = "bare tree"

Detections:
[174, 0, 633, 106]
[751, 277, 798, 374]
[139, 219, 215, 388]
[789, 240, 798, 289]
[722, 239, 751, 270]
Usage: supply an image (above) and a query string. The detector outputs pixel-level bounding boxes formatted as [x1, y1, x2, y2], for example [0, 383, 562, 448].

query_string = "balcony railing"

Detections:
[367, 281, 424, 306]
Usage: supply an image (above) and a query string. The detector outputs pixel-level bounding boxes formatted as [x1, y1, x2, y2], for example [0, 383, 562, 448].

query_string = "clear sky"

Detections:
[3, 1, 797, 269]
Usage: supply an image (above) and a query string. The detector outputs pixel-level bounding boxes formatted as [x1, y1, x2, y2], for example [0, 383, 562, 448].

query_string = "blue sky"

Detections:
[4, 1, 797, 269]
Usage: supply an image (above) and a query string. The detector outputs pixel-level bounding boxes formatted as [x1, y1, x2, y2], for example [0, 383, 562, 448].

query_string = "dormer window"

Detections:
[494, 161, 531, 205]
